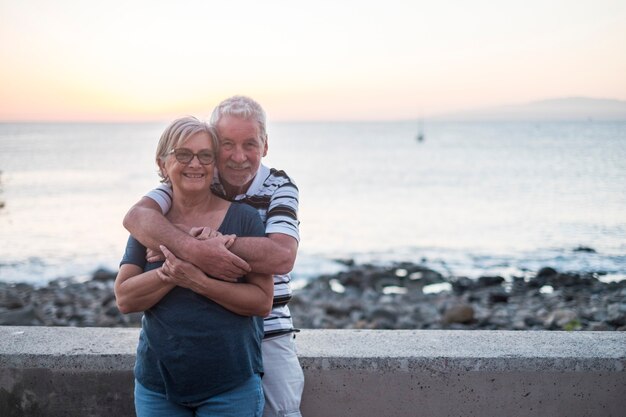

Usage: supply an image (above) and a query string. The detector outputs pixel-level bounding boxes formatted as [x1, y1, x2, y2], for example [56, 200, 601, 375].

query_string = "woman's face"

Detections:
[160, 132, 215, 194]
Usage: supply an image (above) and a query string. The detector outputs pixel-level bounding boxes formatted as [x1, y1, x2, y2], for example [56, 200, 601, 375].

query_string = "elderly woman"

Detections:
[115, 116, 272, 417]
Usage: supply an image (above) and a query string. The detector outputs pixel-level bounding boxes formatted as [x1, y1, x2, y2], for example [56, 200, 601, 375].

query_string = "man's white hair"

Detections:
[210, 95, 268, 142]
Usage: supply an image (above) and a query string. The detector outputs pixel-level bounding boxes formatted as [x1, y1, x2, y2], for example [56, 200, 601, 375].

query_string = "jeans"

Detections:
[134, 374, 264, 417]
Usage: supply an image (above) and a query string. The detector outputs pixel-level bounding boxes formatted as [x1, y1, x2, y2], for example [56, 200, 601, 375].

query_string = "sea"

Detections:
[1, 120, 625, 287]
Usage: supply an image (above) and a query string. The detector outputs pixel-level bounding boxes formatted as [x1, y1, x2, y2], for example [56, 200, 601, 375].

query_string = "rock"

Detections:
[442, 304, 474, 325]
[488, 306, 514, 328]
[368, 306, 398, 323]
[337, 270, 364, 288]
[573, 246, 596, 253]
[405, 267, 444, 284]
[451, 277, 474, 295]
[370, 318, 396, 329]
[396, 315, 418, 329]
[512, 319, 528, 330]
[2, 260, 624, 332]
[0, 306, 41, 326]
[537, 267, 558, 279]
[588, 322, 613, 331]
[325, 302, 352, 317]
[544, 309, 579, 329]
[92, 268, 116, 282]
[478, 276, 505, 287]
[606, 303, 626, 327]
[0, 289, 25, 309]
[488, 291, 510, 304]
[510, 277, 527, 294]
[529, 267, 557, 288]
[523, 316, 543, 328]
[54, 291, 74, 307]
[374, 278, 402, 293]
[549, 273, 593, 288]
[416, 304, 440, 325]
[334, 258, 355, 267]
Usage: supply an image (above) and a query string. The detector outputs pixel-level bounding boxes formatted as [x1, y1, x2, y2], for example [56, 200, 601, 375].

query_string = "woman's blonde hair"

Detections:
[155, 116, 218, 183]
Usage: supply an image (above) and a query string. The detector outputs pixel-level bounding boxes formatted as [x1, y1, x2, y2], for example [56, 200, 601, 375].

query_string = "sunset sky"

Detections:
[1, 0, 625, 121]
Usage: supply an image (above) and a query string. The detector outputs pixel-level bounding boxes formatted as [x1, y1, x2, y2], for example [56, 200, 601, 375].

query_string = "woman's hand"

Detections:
[157, 245, 204, 289]
[146, 247, 164, 263]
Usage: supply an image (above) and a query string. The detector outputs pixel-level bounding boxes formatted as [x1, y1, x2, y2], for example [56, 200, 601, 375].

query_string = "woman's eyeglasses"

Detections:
[169, 148, 215, 165]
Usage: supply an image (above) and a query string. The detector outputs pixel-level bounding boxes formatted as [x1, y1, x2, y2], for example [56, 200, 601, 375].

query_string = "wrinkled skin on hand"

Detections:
[156, 245, 202, 289]
[146, 225, 236, 262]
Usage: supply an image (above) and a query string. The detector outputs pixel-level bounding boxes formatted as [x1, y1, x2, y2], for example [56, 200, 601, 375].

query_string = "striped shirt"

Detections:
[146, 164, 300, 338]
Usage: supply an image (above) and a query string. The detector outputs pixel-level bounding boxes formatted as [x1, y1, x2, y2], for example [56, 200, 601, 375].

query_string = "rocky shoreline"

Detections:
[1, 263, 625, 331]
[290, 263, 626, 331]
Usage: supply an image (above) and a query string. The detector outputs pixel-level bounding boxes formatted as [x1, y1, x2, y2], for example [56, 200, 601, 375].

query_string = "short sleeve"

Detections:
[119, 235, 148, 269]
[218, 203, 266, 239]
[265, 181, 300, 242]
[238, 204, 266, 238]
[145, 184, 173, 214]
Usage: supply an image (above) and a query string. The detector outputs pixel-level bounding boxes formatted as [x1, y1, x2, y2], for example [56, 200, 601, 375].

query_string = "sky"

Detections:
[1, 0, 625, 122]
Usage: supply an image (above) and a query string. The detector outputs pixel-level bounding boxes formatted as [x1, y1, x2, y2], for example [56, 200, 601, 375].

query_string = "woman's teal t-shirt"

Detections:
[120, 202, 265, 403]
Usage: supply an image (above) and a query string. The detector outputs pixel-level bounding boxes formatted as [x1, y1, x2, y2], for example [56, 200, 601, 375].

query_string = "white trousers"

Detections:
[262, 333, 305, 417]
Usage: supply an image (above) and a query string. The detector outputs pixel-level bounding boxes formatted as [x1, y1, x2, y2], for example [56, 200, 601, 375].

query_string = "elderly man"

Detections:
[123, 96, 303, 417]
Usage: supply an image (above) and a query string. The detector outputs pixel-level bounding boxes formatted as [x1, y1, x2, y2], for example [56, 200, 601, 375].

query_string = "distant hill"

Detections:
[434, 97, 626, 121]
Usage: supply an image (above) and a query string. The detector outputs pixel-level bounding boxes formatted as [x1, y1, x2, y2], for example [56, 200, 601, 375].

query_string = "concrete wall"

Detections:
[1, 326, 624, 417]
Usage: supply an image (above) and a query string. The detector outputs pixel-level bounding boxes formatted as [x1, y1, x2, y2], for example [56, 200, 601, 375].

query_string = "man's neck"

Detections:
[220, 178, 253, 200]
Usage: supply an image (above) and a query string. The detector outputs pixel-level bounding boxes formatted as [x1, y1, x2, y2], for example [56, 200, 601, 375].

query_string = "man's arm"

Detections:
[123, 197, 250, 281]
[229, 233, 298, 275]
[229, 174, 300, 275]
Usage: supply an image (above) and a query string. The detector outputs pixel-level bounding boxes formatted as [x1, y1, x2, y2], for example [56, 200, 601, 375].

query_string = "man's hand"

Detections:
[190, 236, 250, 282]
[144, 225, 238, 266]
[190, 227, 236, 248]
[190, 226, 220, 240]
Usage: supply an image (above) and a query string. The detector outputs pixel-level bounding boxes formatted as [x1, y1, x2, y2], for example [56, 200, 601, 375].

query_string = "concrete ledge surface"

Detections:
[1, 327, 625, 417]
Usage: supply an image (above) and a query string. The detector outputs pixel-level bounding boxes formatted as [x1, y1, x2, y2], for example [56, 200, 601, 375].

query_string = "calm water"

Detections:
[1, 121, 625, 285]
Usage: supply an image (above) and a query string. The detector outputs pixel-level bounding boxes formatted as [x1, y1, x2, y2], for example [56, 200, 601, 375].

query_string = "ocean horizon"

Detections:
[1, 120, 625, 286]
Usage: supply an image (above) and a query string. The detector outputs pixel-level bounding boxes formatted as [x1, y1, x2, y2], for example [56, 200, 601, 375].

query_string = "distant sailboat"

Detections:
[416, 118, 425, 142]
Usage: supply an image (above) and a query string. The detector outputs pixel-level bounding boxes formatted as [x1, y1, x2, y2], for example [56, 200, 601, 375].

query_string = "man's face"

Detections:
[216, 115, 268, 194]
